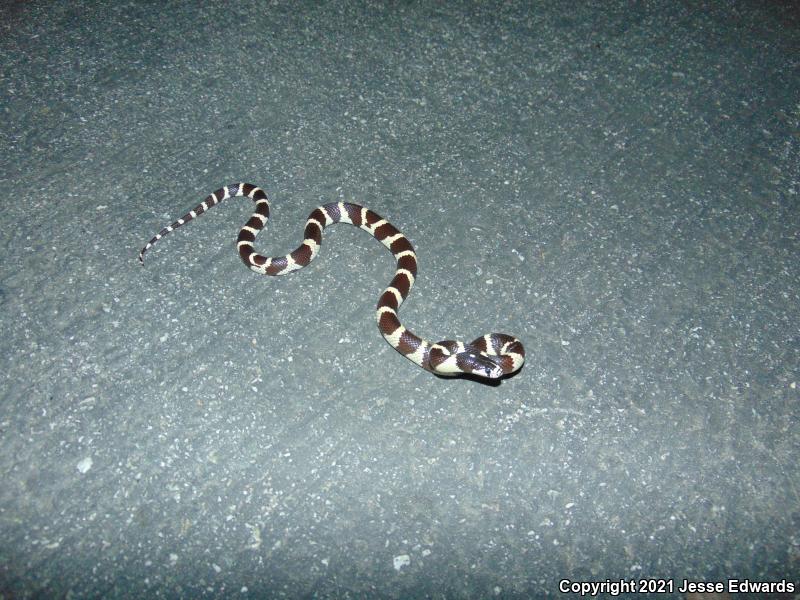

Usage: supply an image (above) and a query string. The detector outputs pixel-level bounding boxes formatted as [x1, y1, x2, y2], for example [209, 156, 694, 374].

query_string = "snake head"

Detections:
[458, 350, 506, 379]
[429, 336, 524, 379]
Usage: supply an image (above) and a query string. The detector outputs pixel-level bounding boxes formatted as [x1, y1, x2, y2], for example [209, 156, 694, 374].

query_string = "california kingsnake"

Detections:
[139, 183, 525, 379]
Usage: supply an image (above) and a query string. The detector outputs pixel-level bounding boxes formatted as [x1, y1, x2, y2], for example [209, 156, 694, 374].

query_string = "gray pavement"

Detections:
[1, 1, 798, 597]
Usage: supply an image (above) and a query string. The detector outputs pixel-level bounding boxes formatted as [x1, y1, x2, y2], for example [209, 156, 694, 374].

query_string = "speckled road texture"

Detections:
[1, 1, 798, 598]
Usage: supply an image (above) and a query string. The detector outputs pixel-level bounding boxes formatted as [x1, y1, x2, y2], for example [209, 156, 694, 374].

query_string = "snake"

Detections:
[139, 183, 525, 379]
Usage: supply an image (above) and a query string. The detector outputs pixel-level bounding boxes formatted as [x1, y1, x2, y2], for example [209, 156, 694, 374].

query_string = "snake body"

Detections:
[139, 183, 525, 379]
